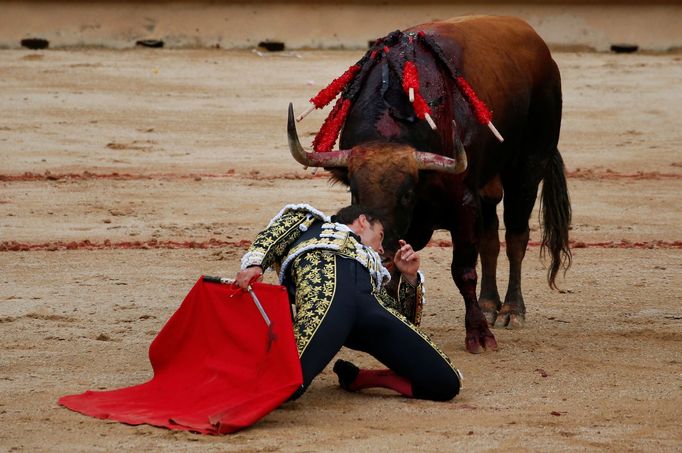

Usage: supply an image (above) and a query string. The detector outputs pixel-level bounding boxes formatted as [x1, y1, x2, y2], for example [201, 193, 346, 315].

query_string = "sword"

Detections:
[203, 275, 277, 350]
[246, 285, 271, 327]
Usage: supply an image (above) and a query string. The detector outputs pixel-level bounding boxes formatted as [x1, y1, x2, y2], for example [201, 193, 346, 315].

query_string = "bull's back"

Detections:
[341, 15, 561, 174]
[412, 16, 562, 179]
[410, 16, 555, 84]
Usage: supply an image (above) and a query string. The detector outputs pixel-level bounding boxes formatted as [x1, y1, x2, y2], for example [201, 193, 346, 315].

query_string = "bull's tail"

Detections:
[540, 150, 572, 290]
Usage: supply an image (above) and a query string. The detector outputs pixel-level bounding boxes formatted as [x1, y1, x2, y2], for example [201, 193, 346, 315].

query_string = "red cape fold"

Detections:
[59, 278, 302, 435]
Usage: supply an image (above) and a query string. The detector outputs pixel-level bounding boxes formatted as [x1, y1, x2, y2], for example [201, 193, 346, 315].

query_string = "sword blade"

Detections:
[247, 285, 272, 327]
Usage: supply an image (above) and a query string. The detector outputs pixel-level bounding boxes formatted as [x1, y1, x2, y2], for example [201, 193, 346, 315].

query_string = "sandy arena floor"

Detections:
[1, 48, 681, 451]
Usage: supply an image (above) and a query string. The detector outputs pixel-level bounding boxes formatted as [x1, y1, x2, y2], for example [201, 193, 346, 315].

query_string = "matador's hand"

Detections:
[235, 266, 263, 290]
[394, 240, 420, 285]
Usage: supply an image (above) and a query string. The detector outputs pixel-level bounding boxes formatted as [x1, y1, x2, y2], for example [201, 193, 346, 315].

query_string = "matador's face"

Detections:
[354, 216, 385, 257]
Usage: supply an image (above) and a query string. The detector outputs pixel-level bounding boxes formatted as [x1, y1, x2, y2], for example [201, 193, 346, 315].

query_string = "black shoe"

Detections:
[333, 359, 360, 391]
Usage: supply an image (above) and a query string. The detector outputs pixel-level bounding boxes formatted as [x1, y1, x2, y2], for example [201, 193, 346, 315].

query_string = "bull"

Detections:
[287, 16, 571, 353]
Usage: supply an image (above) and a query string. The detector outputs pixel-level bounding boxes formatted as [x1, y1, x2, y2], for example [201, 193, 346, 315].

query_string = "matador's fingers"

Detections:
[248, 273, 262, 286]
[401, 250, 416, 261]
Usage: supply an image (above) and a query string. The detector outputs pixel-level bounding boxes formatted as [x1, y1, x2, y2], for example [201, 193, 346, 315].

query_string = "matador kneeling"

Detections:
[235, 203, 462, 401]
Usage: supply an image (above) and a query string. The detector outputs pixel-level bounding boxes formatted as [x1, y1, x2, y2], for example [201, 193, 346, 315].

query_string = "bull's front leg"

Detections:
[450, 189, 497, 354]
[452, 262, 498, 354]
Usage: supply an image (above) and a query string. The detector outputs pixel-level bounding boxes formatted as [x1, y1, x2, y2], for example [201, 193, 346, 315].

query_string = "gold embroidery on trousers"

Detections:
[291, 251, 337, 357]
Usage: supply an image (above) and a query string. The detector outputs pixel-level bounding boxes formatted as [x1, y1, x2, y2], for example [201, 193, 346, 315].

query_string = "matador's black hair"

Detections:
[331, 205, 385, 226]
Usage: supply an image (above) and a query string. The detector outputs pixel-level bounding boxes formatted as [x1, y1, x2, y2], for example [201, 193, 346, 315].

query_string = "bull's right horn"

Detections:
[452, 120, 468, 173]
[414, 120, 468, 174]
[287, 103, 351, 168]
[414, 151, 467, 174]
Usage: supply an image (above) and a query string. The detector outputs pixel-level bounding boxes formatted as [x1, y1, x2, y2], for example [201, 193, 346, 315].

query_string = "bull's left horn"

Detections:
[287, 103, 351, 168]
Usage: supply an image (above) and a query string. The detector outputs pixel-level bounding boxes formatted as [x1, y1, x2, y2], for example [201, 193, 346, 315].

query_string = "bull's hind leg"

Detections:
[497, 69, 562, 329]
[478, 176, 504, 325]
[496, 174, 542, 329]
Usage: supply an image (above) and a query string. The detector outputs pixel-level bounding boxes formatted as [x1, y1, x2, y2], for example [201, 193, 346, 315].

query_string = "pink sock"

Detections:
[350, 369, 414, 397]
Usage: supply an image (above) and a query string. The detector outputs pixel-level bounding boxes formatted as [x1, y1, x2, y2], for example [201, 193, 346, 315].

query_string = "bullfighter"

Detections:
[235, 203, 462, 401]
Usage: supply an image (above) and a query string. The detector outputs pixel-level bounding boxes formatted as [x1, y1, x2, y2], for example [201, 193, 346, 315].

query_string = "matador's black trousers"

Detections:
[287, 250, 461, 401]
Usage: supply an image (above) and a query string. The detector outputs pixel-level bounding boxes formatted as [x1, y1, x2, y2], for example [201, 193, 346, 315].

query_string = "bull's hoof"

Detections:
[465, 332, 498, 354]
[508, 313, 525, 329]
[483, 335, 498, 351]
[493, 313, 509, 328]
[493, 311, 526, 329]
[465, 336, 484, 354]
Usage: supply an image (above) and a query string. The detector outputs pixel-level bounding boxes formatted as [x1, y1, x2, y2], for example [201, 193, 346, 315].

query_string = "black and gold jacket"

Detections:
[240, 204, 424, 325]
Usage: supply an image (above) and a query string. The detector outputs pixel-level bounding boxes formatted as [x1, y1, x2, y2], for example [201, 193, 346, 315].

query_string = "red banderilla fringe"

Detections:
[412, 93, 432, 120]
[455, 76, 492, 125]
[310, 64, 361, 109]
[402, 61, 432, 120]
[312, 98, 352, 152]
[402, 61, 419, 93]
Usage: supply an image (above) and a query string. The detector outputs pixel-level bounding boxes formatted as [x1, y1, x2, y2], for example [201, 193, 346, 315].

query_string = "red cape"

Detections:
[59, 277, 302, 434]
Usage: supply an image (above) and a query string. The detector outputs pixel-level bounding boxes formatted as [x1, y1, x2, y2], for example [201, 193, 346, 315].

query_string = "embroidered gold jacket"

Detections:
[240, 204, 424, 325]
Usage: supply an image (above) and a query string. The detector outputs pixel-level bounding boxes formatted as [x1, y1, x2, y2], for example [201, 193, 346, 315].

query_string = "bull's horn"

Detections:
[452, 119, 468, 173]
[287, 103, 351, 168]
[414, 120, 467, 174]
[415, 151, 466, 174]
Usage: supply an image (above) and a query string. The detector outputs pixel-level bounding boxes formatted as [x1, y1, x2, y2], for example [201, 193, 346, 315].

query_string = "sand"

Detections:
[1, 48, 681, 451]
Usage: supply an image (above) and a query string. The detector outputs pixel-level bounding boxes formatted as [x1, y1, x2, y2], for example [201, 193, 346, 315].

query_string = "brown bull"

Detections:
[288, 16, 571, 354]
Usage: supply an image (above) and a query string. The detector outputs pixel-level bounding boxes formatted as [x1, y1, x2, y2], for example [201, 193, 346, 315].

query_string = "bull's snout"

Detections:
[382, 257, 395, 272]
[380, 246, 397, 272]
